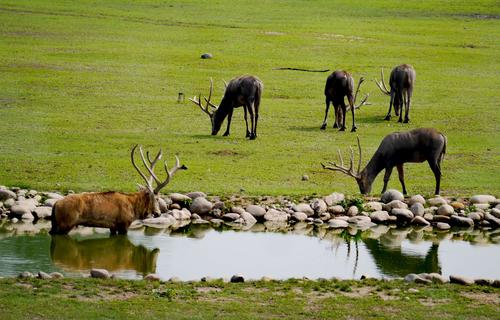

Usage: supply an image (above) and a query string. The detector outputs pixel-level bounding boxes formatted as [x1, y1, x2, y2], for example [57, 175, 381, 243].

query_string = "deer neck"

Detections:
[360, 153, 385, 186]
[131, 190, 151, 219]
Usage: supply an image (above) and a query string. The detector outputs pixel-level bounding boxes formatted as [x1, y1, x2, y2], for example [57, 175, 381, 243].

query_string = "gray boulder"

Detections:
[37, 271, 52, 280]
[449, 275, 474, 285]
[310, 198, 327, 214]
[410, 203, 425, 217]
[381, 189, 404, 203]
[43, 198, 58, 207]
[437, 204, 455, 216]
[190, 197, 213, 215]
[90, 268, 110, 279]
[490, 208, 500, 219]
[364, 201, 383, 212]
[346, 206, 359, 217]
[240, 212, 257, 226]
[291, 211, 308, 222]
[230, 275, 245, 283]
[158, 198, 168, 213]
[411, 216, 430, 226]
[328, 219, 349, 228]
[408, 194, 426, 206]
[427, 197, 448, 206]
[370, 210, 390, 223]
[169, 193, 191, 203]
[384, 200, 408, 210]
[425, 273, 448, 283]
[33, 207, 52, 219]
[404, 273, 431, 284]
[143, 216, 176, 226]
[50, 272, 64, 279]
[9, 204, 32, 219]
[246, 205, 266, 218]
[318, 212, 331, 221]
[328, 205, 345, 215]
[435, 222, 451, 230]
[0, 189, 16, 201]
[467, 212, 483, 222]
[185, 191, 207, 199]
[171, 208, 191, 220]
[292, 203, 314, 216]
[223, 213, 241, 221]
[144, 273, 160, 281]
[45, 192, 64, 200]
[3, 198, 15, 208]
[450, 215, 474, 227]
[391, 208, 414, 220]
[484, 213, 500, 227]
[264, 209, 289, 222]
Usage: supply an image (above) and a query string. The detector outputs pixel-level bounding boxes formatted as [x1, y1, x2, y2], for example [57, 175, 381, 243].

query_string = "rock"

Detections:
[33, 207, 52, 219]
[185, 191, 207, 199]
[292, 203, 314, 216]
[467, 212, 483, 222]
[201, 53, 213, 59]
[3, 198, 15, 208]
[50, 272, 64, 279]
[231, 206, 245, 215]
[223, 213, 241, 221]
[433, 215, 451, 223]
[189, 197, 213, 215]
[172, 208, 191, 220]
[370, 210, 390, 223]
[37, 271, 52, 280]
[450, 201, 465, 210]
[427, 197, 448, 206]
[240, 212, 257, 226]
[170, 203, 181, 210]
[264, 209, 289, 222]
[411, 216, 430, 226]
[470, 195, 496, 204]
[43, 198, 58, 207]
[424, 206, 438, 214]
[169, 193, 191, 203]
[21, 212, 35, 221]
[246, 205, 266, 218]
[45, 192, 64, 200]
[9, 204, 33, 218]
[213, 201, 225, 210]
[425, 273, 448, 283]
[291, 211, 308, 222]
[334, 215, 349, 221]
[474, 203, 490, 210]
[323, 192, 344, 206]
[384, 200, 408, 210]
[328, 205, 345, 215]
[423, 213, 433, 221]
[144, 273, 160, 281]
[0, 189, 16, 201]
[490, 208, 500, 219]
[404, 273, 431, 284]
[18, 271, 34, 279]
[143, 216, 175, 225]
[328, 219, 349, 228]
[475, 279, 494, 286]
[449, 275, 474, 285]
[483, 213, 500, 227]
[318, 212, 331, 221]
[408, 195, 426, 206]
[410, 203, 425, 217]
[90, 268, 110, 279]
[364, 201, 383, 212]
[381, 189, 404, 203]
[346, 206, 359, 217]
[301, 175, 309, 181]
[391, 208, 414, 220]
[192, 219, 209, 225]
[210, 218, 224, 226]
[437, 204, 455, 216]
[310, 199, 327, 214]
[408, 288, 420, 293]
[157, 198, 168, 213]
[313, 218, 323, 225]
[435, 222, 451, 230]
[450, 215, 474, 227]
[230, 275, 244, 283]
[191, 213, 202, 220]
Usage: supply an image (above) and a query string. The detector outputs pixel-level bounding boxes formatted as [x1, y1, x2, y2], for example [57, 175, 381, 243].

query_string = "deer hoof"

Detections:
[320, 124, 327, 130]
[333, 123, 338, 129]
[249, 134, 256, 140]
[403, 118, 409, 123]
[223, 132, 230, 136]
[339, 127, 346, 132]
[384, 115, 391, 121]
[351, 127, 357, 132]
[398, 118, 403, 123]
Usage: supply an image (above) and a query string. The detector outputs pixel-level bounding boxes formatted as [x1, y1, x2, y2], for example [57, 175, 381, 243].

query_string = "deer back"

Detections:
[389, 64, 415, 92]
[324, 70, 354, 102]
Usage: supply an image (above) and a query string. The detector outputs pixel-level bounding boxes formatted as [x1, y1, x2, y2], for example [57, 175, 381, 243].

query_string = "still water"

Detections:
[0, 221, 499, 280]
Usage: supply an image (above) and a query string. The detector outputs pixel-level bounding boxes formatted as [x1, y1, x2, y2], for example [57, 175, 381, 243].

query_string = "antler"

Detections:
[131, 145, 187, 194]
[321, 136, 362, 179]
[348, 77, 371, 111]
[374, 68, 391, 96]
[189, 78, 218, 117]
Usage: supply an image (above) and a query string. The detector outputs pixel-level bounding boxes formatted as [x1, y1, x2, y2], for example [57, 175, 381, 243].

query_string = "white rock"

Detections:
[427, 197, 448, 206]
[34, 206, 52, 219]
[310, 199, 327, 214]
[9, 204, 32, 218]
[328, 205, 345, 215]
[437, 204, 455, 216]
[364, 201, 383, 212]
[347, 215, 372, 224]
[264, 209, 289, 222]
[291, 211, 308, 222]
[223, 213, 241, 221]
[381, 189, 404, 203]
[384, 200, 408, 210]
[0, 189, 16, 201]
[231, 206, 246, 215]
[171, 209, 191, 220]
[410, 203, 425, 217]
[292, 203, 314, 216]
[328, 219, 349, 228]
[169, 193, 191, 203]
[491, 208, 500, 219]
[45, 192, 64, 200]
[43, 198, 58, 207]
[143, 216, 175, 225]
[189, 197, 213, 215]
[158, 198, 168, 213]
[408, 195, 426, 206]
[391, 208, 414, 220]
[347, 206, 359, 217]
[3, 198, 15, 208]
[323, 192, 344, 206]
[370, 211, 390, 223]
[435, 222, 451, 230]
[185, 191, 207, 199]
[470, 195, 496, 204]
[240, 212, 257, 226]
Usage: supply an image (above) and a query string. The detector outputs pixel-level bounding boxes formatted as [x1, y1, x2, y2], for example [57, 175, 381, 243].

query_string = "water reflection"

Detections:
[50, 235, 159, 276]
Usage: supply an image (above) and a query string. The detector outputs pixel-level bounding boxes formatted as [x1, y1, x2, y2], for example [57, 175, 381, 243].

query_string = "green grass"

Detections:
[0, 0, 499, 196]
[0, 278, 498, 319]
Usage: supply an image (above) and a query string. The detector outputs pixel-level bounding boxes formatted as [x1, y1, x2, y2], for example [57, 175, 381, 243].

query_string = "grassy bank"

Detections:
[0, 278, 498, 319]
[0, 1, 499, 196]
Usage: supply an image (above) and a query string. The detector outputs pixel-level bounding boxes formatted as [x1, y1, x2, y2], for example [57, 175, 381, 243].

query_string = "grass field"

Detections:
[0, 278, 499, 320]
[0, 0, 499, 196]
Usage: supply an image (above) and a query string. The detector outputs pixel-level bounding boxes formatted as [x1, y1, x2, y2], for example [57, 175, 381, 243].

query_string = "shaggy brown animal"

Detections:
[50, 145, 186, 235]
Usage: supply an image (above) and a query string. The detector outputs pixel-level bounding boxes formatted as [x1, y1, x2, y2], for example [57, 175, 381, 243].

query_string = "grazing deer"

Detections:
[321, 71, 369, 132]
[375, 64, 416, 123]
[322, 128, 447, 195]
[50, 145, 187, 235]
[190, 75, 263, 140]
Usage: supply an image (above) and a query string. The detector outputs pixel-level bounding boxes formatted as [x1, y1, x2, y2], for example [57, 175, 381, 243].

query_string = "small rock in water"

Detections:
[410, 203, 425, 217]
[190, 197, 213, 215]
[347, 206, 359, 217]
[90, 268, 110, 279]
[435, 222, 451, 230]
[364, 201, 383, 212]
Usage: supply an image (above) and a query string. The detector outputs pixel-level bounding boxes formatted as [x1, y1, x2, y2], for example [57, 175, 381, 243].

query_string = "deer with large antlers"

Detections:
[190, 75, 263, 139]
[50, 145, 187, 235]
[322, 128, 447, 195]
[321, 70, 370, 132]
[375, 64, 416, 123]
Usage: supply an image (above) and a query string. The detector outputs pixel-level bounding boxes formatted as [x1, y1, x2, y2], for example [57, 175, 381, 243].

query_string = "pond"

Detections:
[0, 220, 499, 281]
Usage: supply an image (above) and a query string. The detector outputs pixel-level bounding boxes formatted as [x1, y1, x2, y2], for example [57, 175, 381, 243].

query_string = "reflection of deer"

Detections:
[363, 239, 440, 277]
[50, 235, 159, 275]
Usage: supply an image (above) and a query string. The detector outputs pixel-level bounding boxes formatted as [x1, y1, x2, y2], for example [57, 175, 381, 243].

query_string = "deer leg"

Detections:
[243, 105, 250, 137]
[339, 103, 347, 131]
[385, 92, 394, 120]
[254, 110, 259, 138]
[321, 98, 330, 130]
[348, 95, 356, 132]
[223, 108, 233, 136]
[398, 92, 404, 123]
[396, 164, 407, 195]
[381, 167, 393, 193]
[247, 104, 256, 140]
[428, 160, 442, 195]
[334, 104, 342, 128]
[404, 89, 411, 123]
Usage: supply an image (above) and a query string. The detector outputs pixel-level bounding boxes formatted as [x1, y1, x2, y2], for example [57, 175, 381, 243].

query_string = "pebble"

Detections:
[90, 268, 111, 279]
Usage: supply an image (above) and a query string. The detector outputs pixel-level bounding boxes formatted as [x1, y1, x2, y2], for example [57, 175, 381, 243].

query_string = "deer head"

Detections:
[189, 78, 220, 135]
[131, 145, 187, 215]
[321, 136, 372, 194]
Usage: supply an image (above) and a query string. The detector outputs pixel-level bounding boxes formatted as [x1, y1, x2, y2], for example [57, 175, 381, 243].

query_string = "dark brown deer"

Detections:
[375, 64, 416, 123]
[321, 71, 369, 132]
[190, 75, 263, 140]
[50, 145, 187, 235]
[321, 128, 447, 195]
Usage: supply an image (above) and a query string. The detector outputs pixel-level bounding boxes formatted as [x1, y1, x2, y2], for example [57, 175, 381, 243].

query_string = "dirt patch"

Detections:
[461, 292, 500, 305]
[196, 287, 222, 293]
[341, 286, 373, 298]
[210, 150, 242, 157]
[419, 298, 451, 307]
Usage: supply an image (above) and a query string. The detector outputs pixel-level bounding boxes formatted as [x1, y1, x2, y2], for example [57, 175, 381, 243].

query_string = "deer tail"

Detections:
[440, 133, 447, 163]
